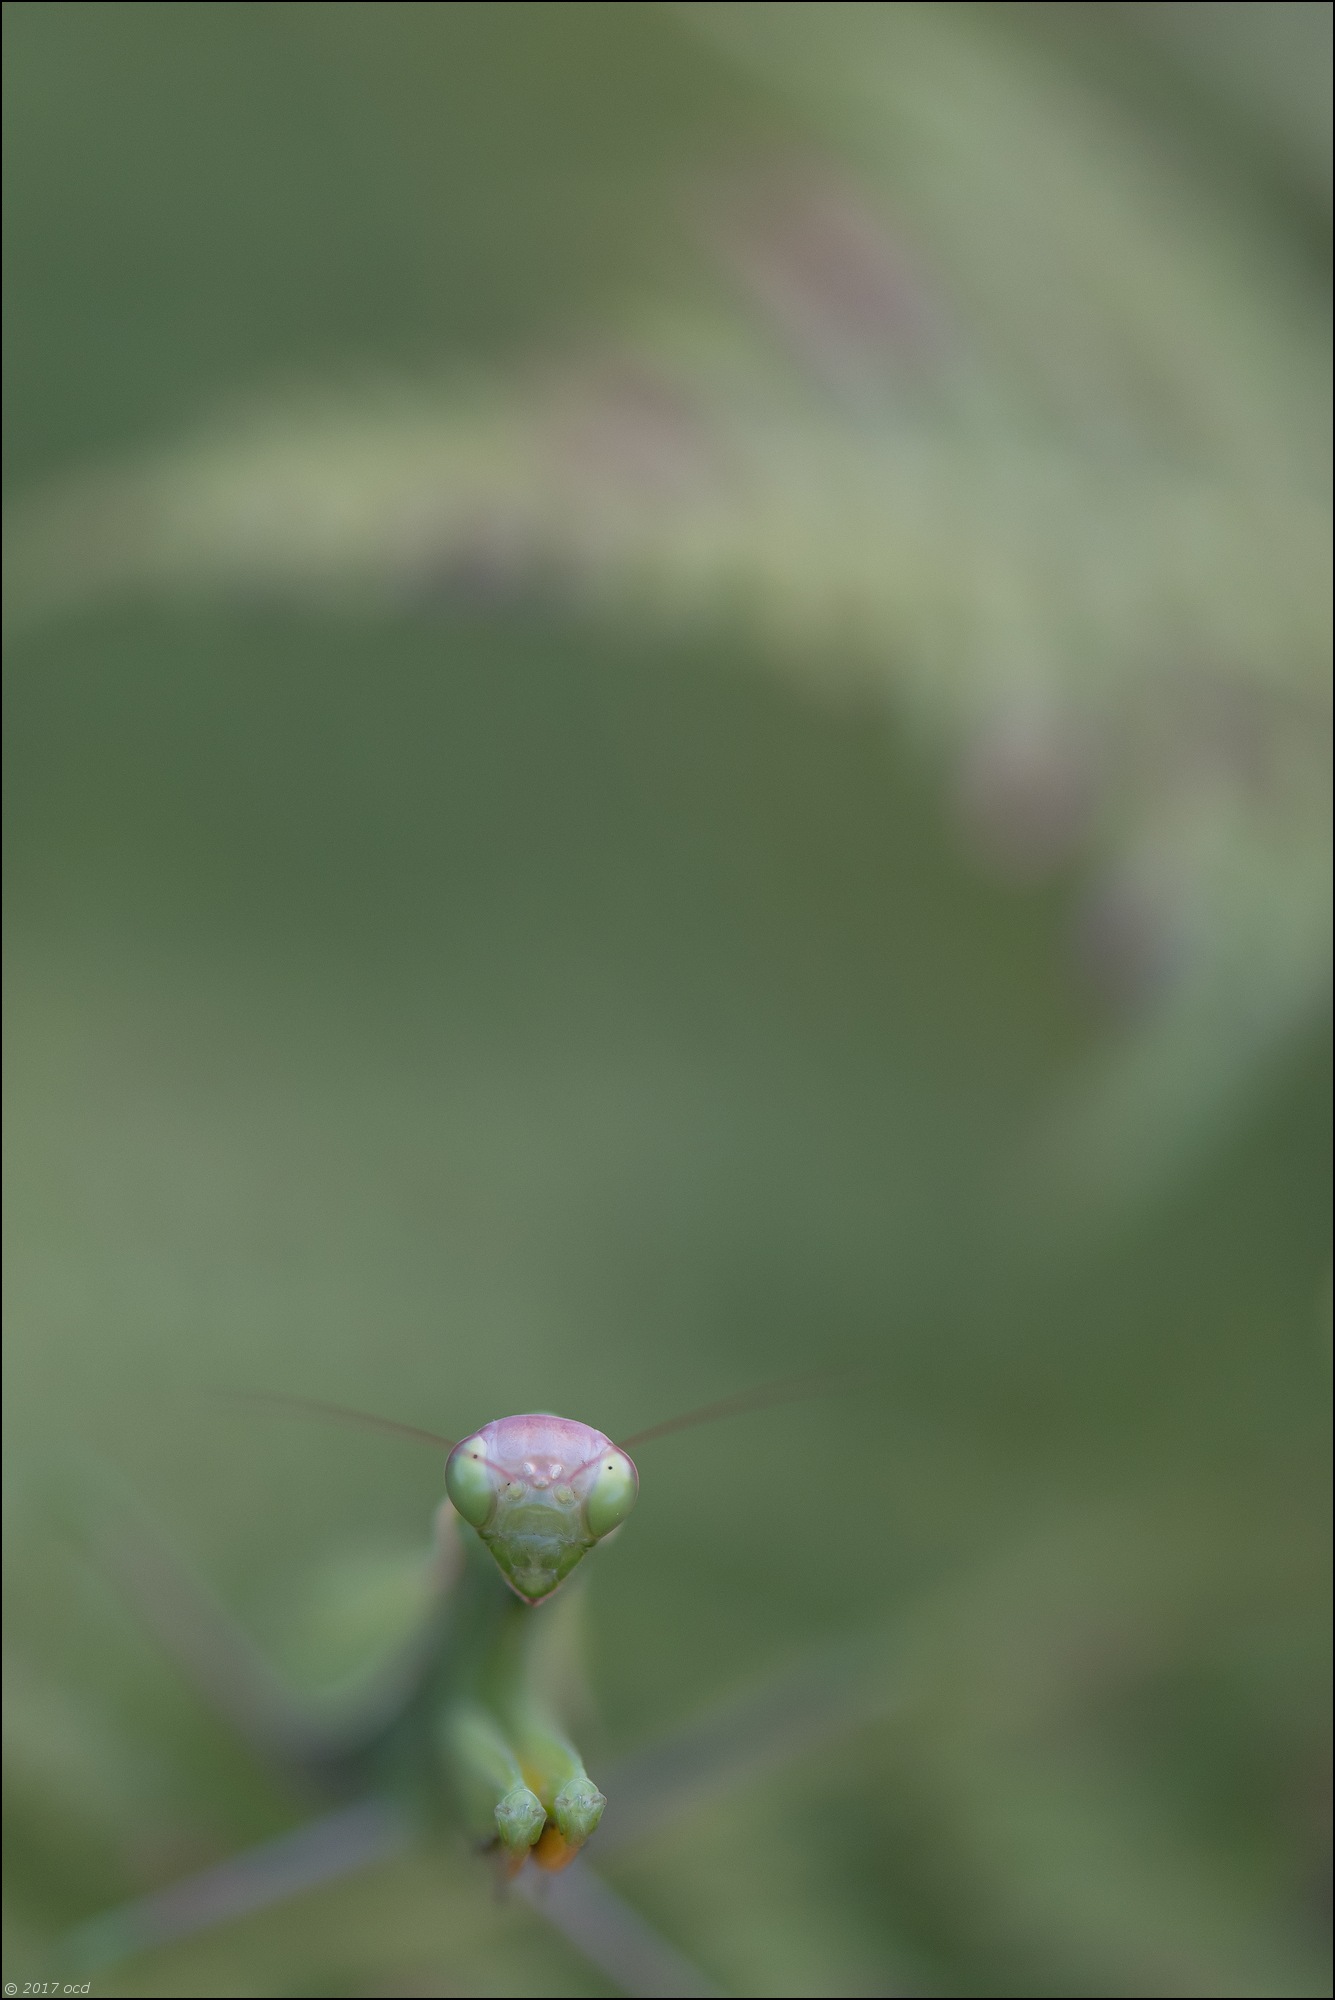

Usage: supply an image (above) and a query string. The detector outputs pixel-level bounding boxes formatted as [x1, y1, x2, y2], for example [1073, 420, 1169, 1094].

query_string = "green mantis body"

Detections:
[206, 1407, 640, 1874]
[434, 1412, 639, 1869]
[63, 1384, 855, 1986]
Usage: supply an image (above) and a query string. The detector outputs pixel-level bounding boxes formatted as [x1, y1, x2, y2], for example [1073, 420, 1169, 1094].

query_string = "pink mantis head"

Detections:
[234, 1371, 842, 1605]
[444, 1414, 638, 1603]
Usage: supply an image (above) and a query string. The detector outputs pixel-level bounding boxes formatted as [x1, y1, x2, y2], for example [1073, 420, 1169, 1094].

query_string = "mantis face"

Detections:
[445, 1414, 638, 1603]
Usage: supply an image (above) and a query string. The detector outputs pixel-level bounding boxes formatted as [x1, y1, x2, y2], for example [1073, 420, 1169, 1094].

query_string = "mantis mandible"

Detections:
[64, 1375, 866, 1991]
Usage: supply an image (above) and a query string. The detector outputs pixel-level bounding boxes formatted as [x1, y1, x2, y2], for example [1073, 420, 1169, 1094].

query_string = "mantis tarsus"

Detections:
[62, 1374, 881, 1995]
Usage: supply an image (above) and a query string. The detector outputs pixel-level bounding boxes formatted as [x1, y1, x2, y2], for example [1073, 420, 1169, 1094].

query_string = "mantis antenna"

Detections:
[617, 1367, 853, 1448]
[223, 1367, 853, 1455]
[222, 1391, 455, 1453]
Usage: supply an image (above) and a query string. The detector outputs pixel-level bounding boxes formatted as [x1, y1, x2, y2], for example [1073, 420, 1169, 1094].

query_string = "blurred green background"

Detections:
[3, 5, 1330, 1996]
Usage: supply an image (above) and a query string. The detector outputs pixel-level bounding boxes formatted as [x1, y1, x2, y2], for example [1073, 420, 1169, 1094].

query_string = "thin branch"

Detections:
[49, 1630, 897, 1986]
[514, 1860, 720, 1999]
[59, 1799, 412, 1975]
[597, 1632, 898, 1855]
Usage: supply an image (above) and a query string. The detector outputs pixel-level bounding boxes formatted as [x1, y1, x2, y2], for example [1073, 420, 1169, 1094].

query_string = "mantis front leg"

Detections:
[433, 1511, 605, 1870]
[441, 1698, 548, 1860]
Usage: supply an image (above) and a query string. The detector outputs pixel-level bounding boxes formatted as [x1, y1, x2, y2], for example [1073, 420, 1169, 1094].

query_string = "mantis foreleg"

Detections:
[479, 1583, 606, 1865]
[430, 1513, 605, 1867]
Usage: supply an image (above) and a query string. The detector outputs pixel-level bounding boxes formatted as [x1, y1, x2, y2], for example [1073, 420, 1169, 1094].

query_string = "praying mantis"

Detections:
[59, 1376, 881, 1997]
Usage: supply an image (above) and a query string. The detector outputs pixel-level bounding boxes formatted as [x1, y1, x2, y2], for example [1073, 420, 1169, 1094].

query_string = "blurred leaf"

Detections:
[6, 3, 1329, 1216]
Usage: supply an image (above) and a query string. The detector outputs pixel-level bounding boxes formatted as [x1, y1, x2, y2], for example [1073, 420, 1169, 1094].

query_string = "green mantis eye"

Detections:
[583, 1450, 638, 1540]
[444, 1438, 496, 1530]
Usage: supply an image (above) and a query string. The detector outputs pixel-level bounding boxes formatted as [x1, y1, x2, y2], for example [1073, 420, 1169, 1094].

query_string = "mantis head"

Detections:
[235, 1373, 840, 1607]
[445, 1414, 638, 1603]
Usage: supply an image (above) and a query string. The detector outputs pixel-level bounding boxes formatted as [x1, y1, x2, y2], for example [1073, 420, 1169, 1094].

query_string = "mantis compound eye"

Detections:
[582, 1449, 638, 1540]
[445, 1437, 497, 1530]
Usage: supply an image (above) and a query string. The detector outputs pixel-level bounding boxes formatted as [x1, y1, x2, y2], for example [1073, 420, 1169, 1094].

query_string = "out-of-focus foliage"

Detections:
[3, 5, 1330, 1998]
[7, 1, 1331, 1213]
